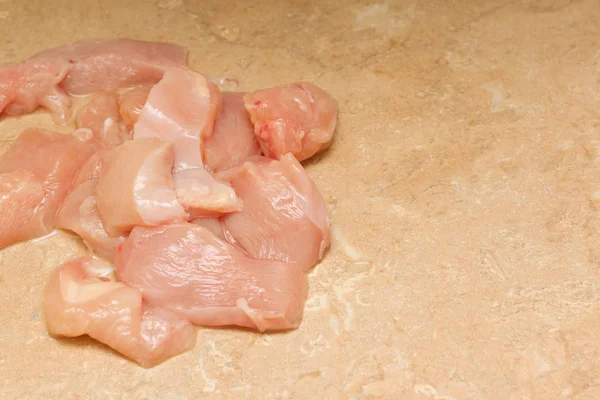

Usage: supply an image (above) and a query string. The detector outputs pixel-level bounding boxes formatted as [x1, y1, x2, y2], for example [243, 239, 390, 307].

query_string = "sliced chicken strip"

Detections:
[115, 223, 308, 332]
[44, 257, 197, 368]
[244, 82, 338, 161]
[96, 138, 187, 236]
[0, 128, 101, 237]
[134, 67, 239, 217]
[219, 154, 330, 272]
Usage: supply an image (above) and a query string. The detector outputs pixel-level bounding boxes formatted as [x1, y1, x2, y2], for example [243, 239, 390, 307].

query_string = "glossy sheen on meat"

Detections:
[0, 57, 72, 123]
[115, 224, 308, 332]
[120, 86, 151, 126]
[76, 91, 130, 146]
[34, 38, 189, 95]
[204, 92, 261, 171]
[73, 149, 107, 187]
[134, 67, 239, 217]
[244, 82, 338, 161]
[96, 138, 186, 236]
[44, 257, 197, 367]
[0, 170, 46, 249]
[1, 39, 186, 124]
[220, 154, 330, 272]
[0, 128, 101, 235]
[190, 217, 228, 242]
[57, 180, 124, 262]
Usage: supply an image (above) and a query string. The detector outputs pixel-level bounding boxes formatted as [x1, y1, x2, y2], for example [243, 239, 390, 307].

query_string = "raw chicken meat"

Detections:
[0, 57, 72, 123]
[76, 91, 129, 146]
[191, 217, 228, 242]
[120, 86, 151, 126]
[204, 92, 261, 171]
[244, 82, 338, 161]
[73, 148, 107, 187]
[134, 67, 239, 217]
[57, 179, 124, 262]
[0, 128, 101, 238]
[219, 154, 330, 272]
[0, 39, 339, 367]
[96, 138, 186, 236]
[0, 170, 45, 249]
[44, 257, 197, 367]
[115, 223, 308, 332]
[34, 38, 188, 95]
[0, 39, 187, 123]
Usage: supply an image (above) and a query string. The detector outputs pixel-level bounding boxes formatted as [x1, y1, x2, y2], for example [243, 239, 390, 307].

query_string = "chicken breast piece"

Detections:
[115, 223, 308, 332]
[0, 57, 72, 123]
[96, 138, 186, 236]
[244, 82, 338, 161]
[0, 128, 101, 236]
[76, 91, 130, 146]
[0, 170, 46, 249]
[219, 154, 330, 272]
[1, 39, 186, 123]
[204, 92, 261, 172]
[134, 67, 239, 217]
[44, 257, 197, 367]
[34, 38, 189, 95]
[57, 179, 125, 262]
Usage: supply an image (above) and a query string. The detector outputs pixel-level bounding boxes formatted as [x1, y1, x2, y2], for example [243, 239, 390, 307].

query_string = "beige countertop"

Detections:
[2, 0, 600, 399]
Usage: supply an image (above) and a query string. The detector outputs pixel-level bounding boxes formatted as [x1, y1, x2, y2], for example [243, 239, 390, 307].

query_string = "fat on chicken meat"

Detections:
[0, 128, 100, 240]
[115, 223, 308, 332]
[44, 257, 197, 367]
[76, 91, 129, 146]
[96, 138, 186, 236]
[219, 154, 330, 272]
[204, 92, 261, 172]
[0, 170, 46, 249]
[0, 39, 187, 123]
[119, 86, 151, 126]
[57, 179, 125, 262]
[134, 67, 239, 217]
[244, 82, 338, 161]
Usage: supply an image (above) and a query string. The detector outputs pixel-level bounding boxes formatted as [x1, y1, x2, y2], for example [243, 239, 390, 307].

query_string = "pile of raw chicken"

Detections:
[0, 39, 337, 367]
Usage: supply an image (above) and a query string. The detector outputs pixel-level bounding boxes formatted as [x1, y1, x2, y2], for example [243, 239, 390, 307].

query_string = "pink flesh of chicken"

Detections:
[115, 223, 308, 332]
[191, 217, 247, 254]
[57, 179, 125, 262]
[44, 257, 197, 367]
[73, 148, 107, 187]
[0, 39, 186, 124]
[134, 67, 239, 217]
[0, 57, 72, 123]
[120, 86, 152, 126]
[34, 38, 189, 96]
[219, 154, 330, 273]
[244, 82, 338, 161]
[76, 91, 130, 146]
[204, 92, 262, 172]
[190, 217, 228, 242]
[0, 128, 101, 236]
[96, 138, 186, 236]
[0, 170, 46, 249]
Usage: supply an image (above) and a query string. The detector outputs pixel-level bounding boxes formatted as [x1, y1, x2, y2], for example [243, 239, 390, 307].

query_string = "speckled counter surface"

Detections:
[1, 1, 600, 399]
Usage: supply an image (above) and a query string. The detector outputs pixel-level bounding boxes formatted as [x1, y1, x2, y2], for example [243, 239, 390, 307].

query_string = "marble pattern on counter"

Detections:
[1, 0, 599, 398]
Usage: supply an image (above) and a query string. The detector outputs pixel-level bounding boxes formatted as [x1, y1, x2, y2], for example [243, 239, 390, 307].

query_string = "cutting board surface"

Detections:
[2, 1, 600, 399]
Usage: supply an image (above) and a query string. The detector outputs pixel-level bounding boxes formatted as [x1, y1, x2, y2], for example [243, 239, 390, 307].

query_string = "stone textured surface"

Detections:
[1, 0, 600, 399]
